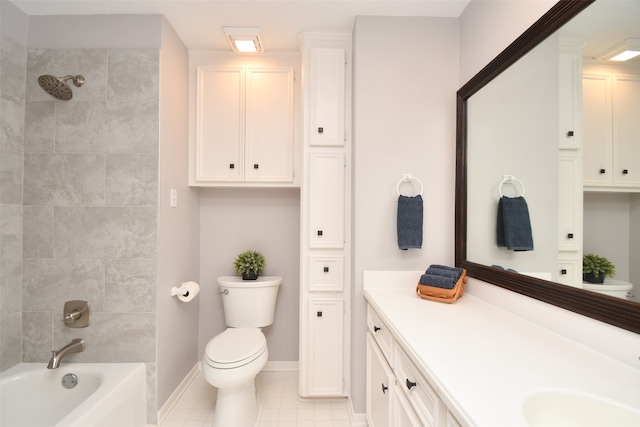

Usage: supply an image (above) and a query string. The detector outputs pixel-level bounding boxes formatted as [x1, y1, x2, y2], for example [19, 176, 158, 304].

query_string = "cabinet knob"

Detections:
[567, 131, 574, 137]
[406, 379, 417, 390]
[254, 164, 259, 169]
[623, 169, 629, 175]
[229, 163, 235, 169]
[323, 266, 329, 273]
[317, 311, 323, 317]
[317, 230, 323, 236]
[561, 269, 567, 275]
[567, 233, 574, 239]
[381, 383, 388, 394]
[600, 169, 606, 174]
[318, 127, 324, 134]
[373, 325, 381, 332]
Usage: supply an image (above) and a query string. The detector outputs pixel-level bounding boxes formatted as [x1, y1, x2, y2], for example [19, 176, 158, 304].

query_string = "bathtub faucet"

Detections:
[47, 338, 85, 369]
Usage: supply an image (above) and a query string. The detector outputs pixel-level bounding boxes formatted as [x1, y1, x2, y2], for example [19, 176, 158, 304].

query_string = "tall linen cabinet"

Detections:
[298, 32, 352, 397]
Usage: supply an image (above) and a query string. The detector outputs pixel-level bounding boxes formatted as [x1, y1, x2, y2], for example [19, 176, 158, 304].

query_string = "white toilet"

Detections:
[582, 278, 632, 300]
[203, 276, 281, 427]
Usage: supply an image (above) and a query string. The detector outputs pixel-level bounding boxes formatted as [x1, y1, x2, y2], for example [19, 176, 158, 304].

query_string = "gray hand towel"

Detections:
[419, 273, 456, 289]
[397, 195, 423, 250]
[497, 196, 533, 251]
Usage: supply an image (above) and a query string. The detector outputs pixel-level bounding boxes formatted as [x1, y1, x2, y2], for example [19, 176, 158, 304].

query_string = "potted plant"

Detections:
[233, 250, 265, 280]
[582, 253, 615, 284]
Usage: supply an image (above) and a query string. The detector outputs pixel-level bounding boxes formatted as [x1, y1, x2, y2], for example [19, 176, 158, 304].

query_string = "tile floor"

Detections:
[160, 370, 352, 427]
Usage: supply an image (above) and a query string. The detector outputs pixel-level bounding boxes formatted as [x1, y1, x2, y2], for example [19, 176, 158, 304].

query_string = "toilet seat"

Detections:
[205, 328, 266, 369]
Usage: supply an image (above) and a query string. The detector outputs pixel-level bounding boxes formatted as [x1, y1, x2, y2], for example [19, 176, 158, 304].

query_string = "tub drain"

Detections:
[62, 373, 78, 389]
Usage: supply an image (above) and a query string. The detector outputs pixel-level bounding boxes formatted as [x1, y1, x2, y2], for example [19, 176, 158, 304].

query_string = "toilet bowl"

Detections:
[582, 278, 632, 300]
[203, 276, 281, 427]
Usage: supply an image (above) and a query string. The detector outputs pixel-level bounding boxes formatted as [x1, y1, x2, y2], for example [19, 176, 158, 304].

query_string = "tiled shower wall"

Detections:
[3, 44, 161, 420]
[0, 12, 27, 372]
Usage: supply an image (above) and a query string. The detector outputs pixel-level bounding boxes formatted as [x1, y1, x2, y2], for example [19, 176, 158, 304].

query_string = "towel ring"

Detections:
[397, 174, 424, 196]
[499, 175, 525, 198]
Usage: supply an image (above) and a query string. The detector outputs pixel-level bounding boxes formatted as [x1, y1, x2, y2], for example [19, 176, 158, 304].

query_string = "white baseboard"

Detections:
[347, 396, 368, 427]
[263, 360, 299, 371]
[157, 362, 201, 425]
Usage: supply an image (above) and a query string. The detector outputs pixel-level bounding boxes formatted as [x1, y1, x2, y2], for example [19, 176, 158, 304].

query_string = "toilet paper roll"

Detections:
[177, 281, 200, 303]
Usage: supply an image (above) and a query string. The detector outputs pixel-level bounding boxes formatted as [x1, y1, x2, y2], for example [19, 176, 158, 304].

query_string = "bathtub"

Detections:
[0, 362, 147, 427]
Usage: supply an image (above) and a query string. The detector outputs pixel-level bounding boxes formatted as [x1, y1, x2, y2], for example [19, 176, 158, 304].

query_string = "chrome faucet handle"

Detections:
[63, 301, 90, 328]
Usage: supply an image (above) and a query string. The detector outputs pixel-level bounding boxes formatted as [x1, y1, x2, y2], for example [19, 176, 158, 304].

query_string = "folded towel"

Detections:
[496, 196, 533, 251]
[419, 273, 456, 289]
[425, 266, 462, 281]
[397, 195, 423, 250]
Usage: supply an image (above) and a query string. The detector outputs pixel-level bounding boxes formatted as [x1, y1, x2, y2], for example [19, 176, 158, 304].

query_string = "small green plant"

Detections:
[233, 250, 266, 279]
[582, 253, 615, 281]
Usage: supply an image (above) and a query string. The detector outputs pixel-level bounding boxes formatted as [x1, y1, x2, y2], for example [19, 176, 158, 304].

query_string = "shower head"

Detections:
[37, 74, 85, 101]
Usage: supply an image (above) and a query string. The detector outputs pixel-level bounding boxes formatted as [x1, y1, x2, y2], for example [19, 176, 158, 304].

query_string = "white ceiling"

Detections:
[10, 0, 471, 50]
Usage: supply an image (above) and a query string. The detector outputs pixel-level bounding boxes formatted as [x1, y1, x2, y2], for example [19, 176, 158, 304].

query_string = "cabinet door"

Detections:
[309, 151, 345, 248]
[309, 255, 344, 292]
[393, 387, 423, 427]
[309, 48, 346, 147]
[582, 74, 612, 186]
[558, 153, 581, 253]
[366, 334, 394, 427]
[613, 75, 640, 187]
[306, 297, 344, 396]
[196, 66, 244, 182]
[558, 53, 580, 149]
[245, 67, 294, 182]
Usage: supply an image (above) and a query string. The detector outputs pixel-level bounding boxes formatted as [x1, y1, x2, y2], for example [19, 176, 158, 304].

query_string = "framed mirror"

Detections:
[455, 0, 640, 335]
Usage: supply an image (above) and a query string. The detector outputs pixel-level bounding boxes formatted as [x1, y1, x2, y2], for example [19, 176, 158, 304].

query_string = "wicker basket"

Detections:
[416, 269, 467, 303]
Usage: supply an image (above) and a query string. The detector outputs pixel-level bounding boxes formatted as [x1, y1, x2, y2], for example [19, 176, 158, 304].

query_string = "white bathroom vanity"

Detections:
[364, 271, 640, 426]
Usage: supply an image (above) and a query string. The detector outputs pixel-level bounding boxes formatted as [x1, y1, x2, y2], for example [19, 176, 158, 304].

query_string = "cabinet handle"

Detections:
[323, 266, 329, 273]
[600, 169, 606, 174]
[318, 127, 324, 134]
[317, 230, 323, 236]
[561, 269, 567, 275]
[381, 383, 388, 394]
[317, 311, 323, 317]
[567, 233, 574, 239]
[567, 131, 574, 137]
[406, 379, 417, 390]
[229, 163, 235, 169]
[623, 169, 629, 175]
[254, 164, 259, 169]
[373, 325, 381, 332]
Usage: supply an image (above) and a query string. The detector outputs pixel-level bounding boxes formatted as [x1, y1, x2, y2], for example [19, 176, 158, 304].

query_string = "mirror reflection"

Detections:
[466, 0, 640, 304]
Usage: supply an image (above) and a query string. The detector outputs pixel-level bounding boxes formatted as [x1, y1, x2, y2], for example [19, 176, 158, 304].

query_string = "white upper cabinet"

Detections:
[583, 72, 640, 190]
[309, 48, 346, 147]
[190, 57, 298, 187]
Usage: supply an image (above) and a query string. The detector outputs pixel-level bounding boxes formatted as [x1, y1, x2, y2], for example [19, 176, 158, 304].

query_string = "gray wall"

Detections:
[351, 15, 459, 412]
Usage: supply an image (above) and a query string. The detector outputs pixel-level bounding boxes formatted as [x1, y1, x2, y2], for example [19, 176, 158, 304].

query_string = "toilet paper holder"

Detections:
[170, 286, 189, 297]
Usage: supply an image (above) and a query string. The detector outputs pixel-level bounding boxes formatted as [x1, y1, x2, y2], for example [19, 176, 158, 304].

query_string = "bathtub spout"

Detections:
[47, 338, 85, 369]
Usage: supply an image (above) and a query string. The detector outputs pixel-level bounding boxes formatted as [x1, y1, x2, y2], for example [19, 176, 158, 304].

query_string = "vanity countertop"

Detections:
[364, 281, 640, 426]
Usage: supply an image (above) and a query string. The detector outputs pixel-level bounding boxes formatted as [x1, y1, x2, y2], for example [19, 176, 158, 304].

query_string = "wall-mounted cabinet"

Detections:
[583, 73, 640, 191]
[188, 53, 300, 187]
[299, 33, 351, 398]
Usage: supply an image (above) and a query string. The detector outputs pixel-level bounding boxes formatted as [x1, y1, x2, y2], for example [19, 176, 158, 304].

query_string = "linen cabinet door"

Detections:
[308, 151, 345, 248]
[582, 74, 612, 186]
[612, 75, 640, 187]
[366, 334, 394, 427]
[244, 67, 295, 183]
[309, 48, 346, 147]
[305, 297, 344, 396]
[195, 66, 244, 182]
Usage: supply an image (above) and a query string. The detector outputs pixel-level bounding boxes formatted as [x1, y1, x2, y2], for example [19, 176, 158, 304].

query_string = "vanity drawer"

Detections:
[367, 307, 394, 364]
[395, 346, 441, 427]
[309, 255, 344, 292]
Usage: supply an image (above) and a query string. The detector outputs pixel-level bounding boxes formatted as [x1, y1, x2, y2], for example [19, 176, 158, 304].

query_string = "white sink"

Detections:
[524, 391, 640, 427]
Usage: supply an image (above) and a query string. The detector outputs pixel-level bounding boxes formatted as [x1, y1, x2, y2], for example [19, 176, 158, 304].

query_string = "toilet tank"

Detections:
[217, 276, 282, 327]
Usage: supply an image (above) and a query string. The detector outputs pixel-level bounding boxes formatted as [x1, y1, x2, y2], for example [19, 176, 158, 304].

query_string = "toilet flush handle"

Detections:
[219, 289, 229, 295]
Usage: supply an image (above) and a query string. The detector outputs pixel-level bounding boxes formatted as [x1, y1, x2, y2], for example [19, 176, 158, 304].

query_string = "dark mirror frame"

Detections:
[455, 0, 640, 335]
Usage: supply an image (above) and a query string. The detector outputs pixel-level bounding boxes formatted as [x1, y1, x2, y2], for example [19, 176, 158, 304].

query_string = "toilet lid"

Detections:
[205, 328, 266, 368]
